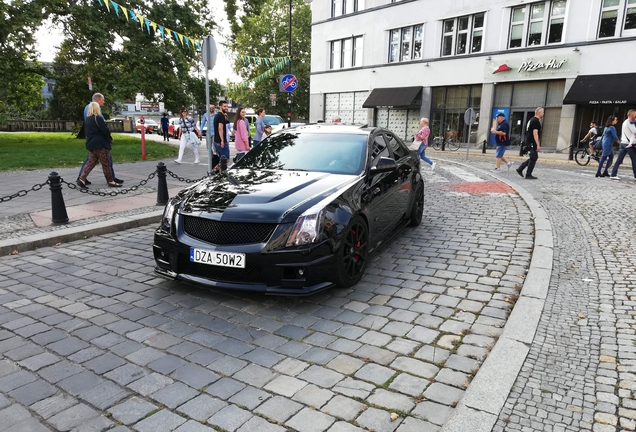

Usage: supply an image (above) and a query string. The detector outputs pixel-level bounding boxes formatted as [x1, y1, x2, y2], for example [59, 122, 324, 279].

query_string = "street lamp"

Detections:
[288, 0, 312, 127]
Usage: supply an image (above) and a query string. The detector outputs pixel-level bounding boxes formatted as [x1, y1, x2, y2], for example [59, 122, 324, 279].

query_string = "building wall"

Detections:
[309, 0, 636, 148]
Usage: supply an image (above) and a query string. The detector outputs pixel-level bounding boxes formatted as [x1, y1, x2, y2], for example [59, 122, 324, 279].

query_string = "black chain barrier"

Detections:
[61, 170, 158, 197]
[0, 180, 50, 203]
[165, 169, 209, 184]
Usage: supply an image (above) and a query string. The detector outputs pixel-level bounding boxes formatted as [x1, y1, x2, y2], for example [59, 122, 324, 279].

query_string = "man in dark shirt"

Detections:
[516, 107, 544, 180]
[160, 113, 170, 142]
[491, 112, 513, 172]
[213, 100, 230, 162]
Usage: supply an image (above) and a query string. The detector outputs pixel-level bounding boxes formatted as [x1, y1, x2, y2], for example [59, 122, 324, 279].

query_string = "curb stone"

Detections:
[0, 210, 163, 256]
[440, 161, 553, 432]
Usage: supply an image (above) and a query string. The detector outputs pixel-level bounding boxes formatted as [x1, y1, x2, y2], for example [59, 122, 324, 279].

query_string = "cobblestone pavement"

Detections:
[436, 155, 636, 432]
[0, 163, 531, 432]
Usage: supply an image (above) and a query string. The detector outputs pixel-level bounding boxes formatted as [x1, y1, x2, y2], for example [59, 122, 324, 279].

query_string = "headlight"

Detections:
[161, 199, 178, 232]
[286, 206, 325, 247]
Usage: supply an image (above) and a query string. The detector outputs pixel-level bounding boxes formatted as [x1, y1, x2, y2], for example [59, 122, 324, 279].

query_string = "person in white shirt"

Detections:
[580, 121, 600, 155]
[609, 109, 636, 180]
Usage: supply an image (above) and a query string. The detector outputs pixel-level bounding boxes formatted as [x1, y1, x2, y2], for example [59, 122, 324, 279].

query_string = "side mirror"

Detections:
[370, 157, 397, 175]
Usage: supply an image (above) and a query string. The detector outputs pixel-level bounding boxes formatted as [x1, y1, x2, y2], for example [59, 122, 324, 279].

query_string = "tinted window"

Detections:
[371, 135, 390, 166]
[235, 132, 367, 175]
[386, 133, 408, 160]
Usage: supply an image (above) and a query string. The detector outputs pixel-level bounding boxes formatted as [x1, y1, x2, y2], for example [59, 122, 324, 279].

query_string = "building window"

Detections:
[388, 24, 423, 63]
[330, 36, 363, 69]
[331, 0, 364, 17]
[599, 0, 636, 38]
[509, 1, 566, 48]
[441, 13, 485, 56]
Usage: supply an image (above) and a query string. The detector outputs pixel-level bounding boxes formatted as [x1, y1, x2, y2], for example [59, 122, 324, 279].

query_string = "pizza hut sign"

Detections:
[485, 53, 579, 81]
[518, 58, 568, 72]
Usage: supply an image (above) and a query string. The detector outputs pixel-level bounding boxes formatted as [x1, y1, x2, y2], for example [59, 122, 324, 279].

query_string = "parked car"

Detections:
[168, 117, 181, 138]
[153, 125, 424, 295]
[262, 114, 305, 133]
[136, 119, 159, 134]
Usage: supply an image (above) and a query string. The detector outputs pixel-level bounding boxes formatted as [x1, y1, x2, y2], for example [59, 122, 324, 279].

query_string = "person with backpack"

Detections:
[491, 112, 513, 172]
[596, 115, 619, 178]
[580, 121, 601, 156]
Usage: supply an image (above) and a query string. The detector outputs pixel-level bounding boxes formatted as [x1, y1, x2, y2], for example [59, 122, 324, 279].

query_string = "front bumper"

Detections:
[153, 229, 338, 296]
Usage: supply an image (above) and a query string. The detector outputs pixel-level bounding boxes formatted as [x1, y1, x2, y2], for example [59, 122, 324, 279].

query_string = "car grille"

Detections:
[179, 256, 265, 285]
[182, 216, 277, 245]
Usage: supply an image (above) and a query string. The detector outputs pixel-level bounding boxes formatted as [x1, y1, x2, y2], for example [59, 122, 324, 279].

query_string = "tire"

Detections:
[575, 149, 590, 166]
[408, 181, 424, 227]
[431, 137, 443, 151]
[334, 216, 369, 288]
[446, 139, 460, 151]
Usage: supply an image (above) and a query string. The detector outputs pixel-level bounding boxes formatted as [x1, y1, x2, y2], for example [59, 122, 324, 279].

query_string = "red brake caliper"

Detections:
[352, 229, 360, 261]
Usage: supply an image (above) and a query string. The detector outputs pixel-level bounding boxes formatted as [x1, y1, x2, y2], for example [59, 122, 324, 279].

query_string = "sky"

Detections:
[34, 1, 240, 84]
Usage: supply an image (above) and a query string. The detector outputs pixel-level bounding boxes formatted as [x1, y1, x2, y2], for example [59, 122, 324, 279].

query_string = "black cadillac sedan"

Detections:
[153, 124, 424, 295]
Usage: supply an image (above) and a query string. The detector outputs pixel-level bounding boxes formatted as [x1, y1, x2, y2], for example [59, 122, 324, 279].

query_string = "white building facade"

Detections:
[309, 0, 636, 150]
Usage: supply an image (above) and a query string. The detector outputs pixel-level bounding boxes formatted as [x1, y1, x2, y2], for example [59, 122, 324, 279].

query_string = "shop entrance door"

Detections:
[510, 111, 535, 147]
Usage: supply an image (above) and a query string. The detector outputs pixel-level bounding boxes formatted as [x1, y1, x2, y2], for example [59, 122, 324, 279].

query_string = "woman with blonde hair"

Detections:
[77, 102, 120, 188]
[414, 118, 436, 170]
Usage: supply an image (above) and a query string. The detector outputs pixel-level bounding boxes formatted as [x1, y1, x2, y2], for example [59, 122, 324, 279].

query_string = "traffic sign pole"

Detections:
[140, 115, 147, 161]
[202, 36, 217, 175]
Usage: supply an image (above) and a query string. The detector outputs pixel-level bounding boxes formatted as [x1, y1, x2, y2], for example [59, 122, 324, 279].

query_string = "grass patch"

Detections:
[0, 132, 177, 171]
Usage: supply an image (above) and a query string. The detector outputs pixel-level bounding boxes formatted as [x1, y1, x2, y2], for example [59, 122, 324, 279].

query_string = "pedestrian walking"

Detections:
[610, 109, 636, 180]
[200, 104, 218, 168]
[78, 93, 123, 185]
[581, 120, 601, 156]
[414, 118, 436, 170]
[213, 101, 231, 165]
[160, 113, 170, 142]
[491, 112, 513, 172]
[253, 108, 266, 147]
[233, 108, 251, 162]
[596, 115, 619, 178]
[516, 107, 544, 180]
[77, 102, 120, 188]
[174, 108, 201, 164]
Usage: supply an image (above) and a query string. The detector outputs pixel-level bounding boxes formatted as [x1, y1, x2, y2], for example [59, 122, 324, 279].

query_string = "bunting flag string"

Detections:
[224, 57, 291, 93]
[92, 0, 201, 51]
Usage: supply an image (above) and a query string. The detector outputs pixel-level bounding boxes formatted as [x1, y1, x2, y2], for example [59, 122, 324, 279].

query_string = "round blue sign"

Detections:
[281, 74, 298, 92]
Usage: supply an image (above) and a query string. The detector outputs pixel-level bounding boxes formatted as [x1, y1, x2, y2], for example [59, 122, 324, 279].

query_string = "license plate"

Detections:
[190, 248, 245, 268]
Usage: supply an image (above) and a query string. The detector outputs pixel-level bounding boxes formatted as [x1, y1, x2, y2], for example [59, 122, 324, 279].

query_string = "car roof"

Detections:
[287, 124, 377, 135]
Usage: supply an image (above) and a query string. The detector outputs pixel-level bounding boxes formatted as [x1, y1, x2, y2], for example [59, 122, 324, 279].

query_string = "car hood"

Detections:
[179, 169, 360, 224]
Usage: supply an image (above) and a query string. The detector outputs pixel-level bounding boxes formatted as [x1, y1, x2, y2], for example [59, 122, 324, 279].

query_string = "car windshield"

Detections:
[263, 115, 283, 125]
[145, 120, 157, 125]
[234, 132, 367, 175]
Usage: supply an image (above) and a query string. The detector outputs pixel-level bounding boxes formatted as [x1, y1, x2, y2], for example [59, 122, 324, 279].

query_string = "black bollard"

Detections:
[220, 156, 228, 172]
[49, 172, 69, 224]
[482, 140, 487, 154]
[156, 162, 169, 206]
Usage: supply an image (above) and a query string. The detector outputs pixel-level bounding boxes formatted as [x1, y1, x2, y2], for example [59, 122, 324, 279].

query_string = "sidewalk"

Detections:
[0, 137, 626, 256]
[0, 138, 216, 255]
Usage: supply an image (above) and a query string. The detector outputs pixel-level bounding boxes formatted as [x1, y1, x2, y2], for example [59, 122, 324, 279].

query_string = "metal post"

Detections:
[49, 172, 69, 224]
[482, 140, 487, 154]
[205, 67, 213, 175]
[288, 0, 293, 128]
[156, 162, 169, 206]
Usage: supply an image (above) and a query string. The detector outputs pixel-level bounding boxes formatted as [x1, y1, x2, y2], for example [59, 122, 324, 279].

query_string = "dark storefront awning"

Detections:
[362, 86, 423, 108]
[564, 73, 636, 105]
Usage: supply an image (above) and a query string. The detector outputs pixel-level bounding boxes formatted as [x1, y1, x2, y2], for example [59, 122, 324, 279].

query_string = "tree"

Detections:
[225, 0, 311, 119]
[47, 0, 220, 120]
[0, 0, 48, 123]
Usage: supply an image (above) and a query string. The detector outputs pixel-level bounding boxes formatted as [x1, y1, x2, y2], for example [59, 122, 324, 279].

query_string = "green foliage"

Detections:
[0, 132, 177, 171]
[225, 0, 311, 119]
[0, 0, 48, 123]
[46, 0, 221, 120]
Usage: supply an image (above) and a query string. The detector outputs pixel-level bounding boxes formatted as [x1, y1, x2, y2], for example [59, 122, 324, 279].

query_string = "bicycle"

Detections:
[431, 136, 460, 151]
[574, 144, 604, 166]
